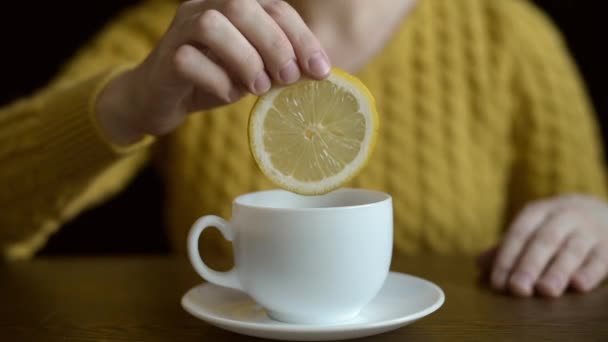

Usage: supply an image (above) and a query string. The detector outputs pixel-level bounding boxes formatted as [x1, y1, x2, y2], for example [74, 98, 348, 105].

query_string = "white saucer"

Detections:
[181, 272, 445, 341]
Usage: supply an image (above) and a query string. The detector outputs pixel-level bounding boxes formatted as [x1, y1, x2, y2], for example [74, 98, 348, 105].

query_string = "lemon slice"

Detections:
[248, 68, 378, 195]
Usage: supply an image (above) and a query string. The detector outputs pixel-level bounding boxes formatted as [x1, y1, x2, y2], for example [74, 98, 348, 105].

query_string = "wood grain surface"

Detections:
[1, 254, 606, 341]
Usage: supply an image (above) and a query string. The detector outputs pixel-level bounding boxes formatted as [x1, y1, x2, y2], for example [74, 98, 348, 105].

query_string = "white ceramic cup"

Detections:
[187, 188, 393, 324]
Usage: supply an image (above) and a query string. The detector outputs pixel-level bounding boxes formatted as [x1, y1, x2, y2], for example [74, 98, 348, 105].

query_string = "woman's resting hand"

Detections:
[479, 194, 608, 297]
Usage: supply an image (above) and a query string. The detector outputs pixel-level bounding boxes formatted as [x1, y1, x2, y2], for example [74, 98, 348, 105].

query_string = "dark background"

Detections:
[0, 1, 606, 255]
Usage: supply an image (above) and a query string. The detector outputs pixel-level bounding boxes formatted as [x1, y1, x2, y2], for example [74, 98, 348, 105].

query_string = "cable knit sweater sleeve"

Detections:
[506, 0, 607, 213]
[0, 0, 176, 260]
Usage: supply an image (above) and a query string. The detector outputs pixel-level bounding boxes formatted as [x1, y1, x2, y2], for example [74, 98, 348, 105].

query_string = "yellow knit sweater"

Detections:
[1, 0, 606, 261]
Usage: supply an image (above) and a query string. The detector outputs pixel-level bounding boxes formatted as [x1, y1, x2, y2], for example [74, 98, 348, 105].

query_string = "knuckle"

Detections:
[540, 263, 558, 278]
[523, 200, 549, 215]
[508, 228, 529, 245]
[269, 35, 292, 55]
[263, 0, 292, 18]
[535, 230, 561, 250]
[292, 31, 321, 53]
[557, 206, 581, 220]
[508, 202, 548, 236]
[241, 49, 264, 72]
[223, 0, 251, 19]
[197, 9, 225, 33]
[519, 263, 543, 276]
[564, 237, 589, 260]
[173, 45, 196, 75]
[561, 193, 585, 203]
[519, 252, 546, 274]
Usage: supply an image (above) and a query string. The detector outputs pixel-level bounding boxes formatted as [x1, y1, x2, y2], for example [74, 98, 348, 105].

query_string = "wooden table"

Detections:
[1, 255, 606, 341]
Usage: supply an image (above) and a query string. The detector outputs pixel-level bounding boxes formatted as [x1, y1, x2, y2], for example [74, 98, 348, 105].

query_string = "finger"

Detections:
[190, 9, 271, 95]
[537, 233, 594, 297]
[571, 247, 608, 292]
[175, 0, 207, 20]
[222, 0, 300, 85]
[173, 44, 242, 104]
[491, 201, 550, 291]
[508, 211, 575, 297]
[260, 0, 331, 79]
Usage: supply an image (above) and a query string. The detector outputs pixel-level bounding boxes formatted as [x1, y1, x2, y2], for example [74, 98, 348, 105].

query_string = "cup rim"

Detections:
[233, 188, 391, 212]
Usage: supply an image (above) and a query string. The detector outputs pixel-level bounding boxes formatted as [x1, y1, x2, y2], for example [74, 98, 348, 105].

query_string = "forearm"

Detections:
[96, 67, 146, 146]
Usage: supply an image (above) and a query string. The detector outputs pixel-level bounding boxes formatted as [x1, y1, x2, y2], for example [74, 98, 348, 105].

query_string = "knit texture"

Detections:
[1, 0, 606, 261]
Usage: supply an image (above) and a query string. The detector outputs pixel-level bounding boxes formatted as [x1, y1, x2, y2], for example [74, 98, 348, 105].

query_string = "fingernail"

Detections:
[308, 52, 330, 78]
[279, 59, 300, 84]
[512, 271, 533, 294]
[252, 71, 271, 95]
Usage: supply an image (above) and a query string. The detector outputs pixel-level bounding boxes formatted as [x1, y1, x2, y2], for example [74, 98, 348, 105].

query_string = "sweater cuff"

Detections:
[38, 66, 154, 169]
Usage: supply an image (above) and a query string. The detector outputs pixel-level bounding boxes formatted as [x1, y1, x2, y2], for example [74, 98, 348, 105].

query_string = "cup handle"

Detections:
[187, 215, 242, 291]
